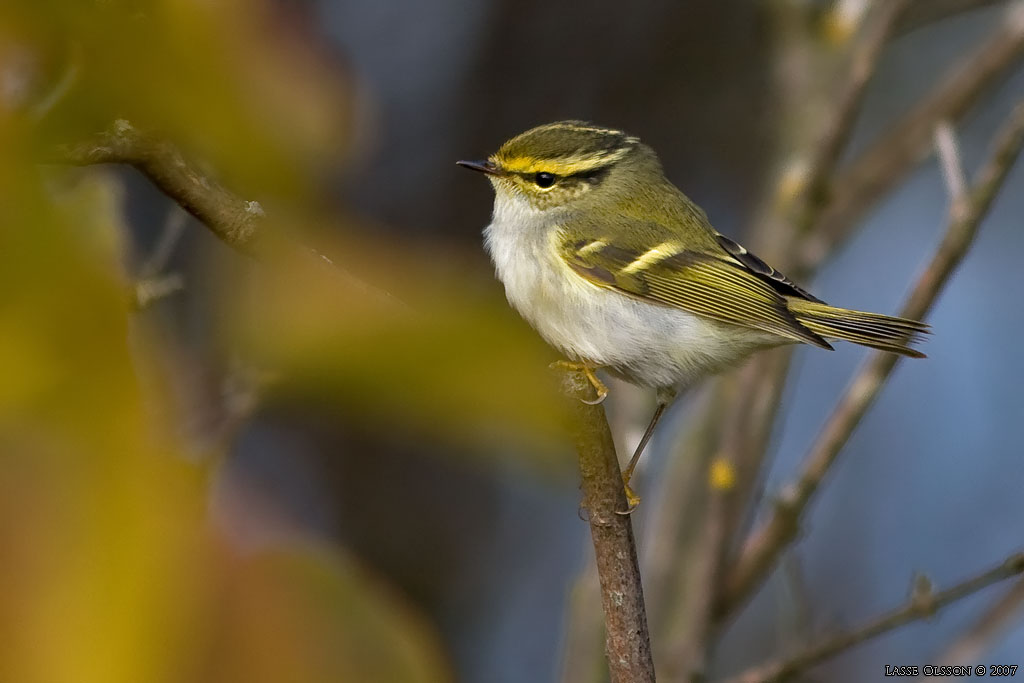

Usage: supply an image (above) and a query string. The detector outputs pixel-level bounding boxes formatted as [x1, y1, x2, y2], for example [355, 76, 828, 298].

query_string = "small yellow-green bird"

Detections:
[458, 121, 927, 503]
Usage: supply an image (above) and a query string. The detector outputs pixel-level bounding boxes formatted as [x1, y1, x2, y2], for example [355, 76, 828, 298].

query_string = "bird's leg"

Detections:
[618, 390, 675, 513]
[552, 360, 609, 405]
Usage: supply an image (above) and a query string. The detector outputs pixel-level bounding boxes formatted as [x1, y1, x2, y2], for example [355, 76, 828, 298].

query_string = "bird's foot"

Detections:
[551, 360, 609, 404]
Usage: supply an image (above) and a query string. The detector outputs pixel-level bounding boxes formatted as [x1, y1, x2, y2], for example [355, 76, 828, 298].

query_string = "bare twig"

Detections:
[933, 576, 1024, 667]
[726, 553, 1024, 683]
[559, 367, 655, 683]
[718, 100, 1024, 620]
[800, 0, 1024, 272]
[643, 386, 723, 619]
[796, 0, 912, 226]
[715, 351, 794, 554]
[141, 206, 188, 278]
[58, 119, 266, 251]
[54, 119, 400, 307]
[29, 43, 81, 122]
[132, 272, 184, 309]
[897, 0, 1010, 35]
[656, 387, 736, 681]
[934, 121, 969, 209]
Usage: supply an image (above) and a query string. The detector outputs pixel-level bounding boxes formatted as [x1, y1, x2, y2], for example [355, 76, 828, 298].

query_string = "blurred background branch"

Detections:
[56, 118, 402, 308]
[647, 3, 926, 677]
[799, 0, 1024, 271]
[57, 120, 267, 251]
[727, 552, 1024, 683]
[934, 576, 1024, 667]
[718, 99, 1024, 622]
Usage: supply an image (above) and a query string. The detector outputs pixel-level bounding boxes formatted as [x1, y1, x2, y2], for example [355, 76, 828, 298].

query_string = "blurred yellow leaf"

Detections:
[206, 545, 451, 683]
[0, 102, 450, 682]
[5, 0, 352, 200]
[225, 231, 572, 464]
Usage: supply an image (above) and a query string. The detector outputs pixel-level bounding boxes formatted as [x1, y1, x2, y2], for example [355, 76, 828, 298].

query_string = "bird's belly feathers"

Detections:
[484, 217, 764, 389]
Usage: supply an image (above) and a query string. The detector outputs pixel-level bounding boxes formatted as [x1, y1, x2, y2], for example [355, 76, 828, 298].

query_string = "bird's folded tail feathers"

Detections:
[788, 299, 930, 358]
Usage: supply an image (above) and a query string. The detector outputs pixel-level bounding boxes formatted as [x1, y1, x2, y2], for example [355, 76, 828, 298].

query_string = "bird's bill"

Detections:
[456, 159, 503, 175]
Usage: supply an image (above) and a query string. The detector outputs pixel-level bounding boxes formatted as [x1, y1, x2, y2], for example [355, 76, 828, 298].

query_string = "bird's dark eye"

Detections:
[534, 172, 556, 188]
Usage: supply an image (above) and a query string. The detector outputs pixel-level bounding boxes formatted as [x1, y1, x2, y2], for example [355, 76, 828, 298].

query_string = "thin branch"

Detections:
[797, 0, 912, 227]
[934, 121, 969, 208]
[726, 553, 1024, 683]
[54, 119, 400, 308]
[716, 351, 794, 553]
[132, 272, 184, 309]
[29, 43, 81, 122]
[718, 100, 1024, 621]
[934, 576, 1024, 666]
[57, 119, 266, 251]
[141, 206, 188, 278]
[799, 0, 1024, 272]
[897, 0, 1010, 35]
[643, 386, 724, 621]
[559, 367, 655, 683]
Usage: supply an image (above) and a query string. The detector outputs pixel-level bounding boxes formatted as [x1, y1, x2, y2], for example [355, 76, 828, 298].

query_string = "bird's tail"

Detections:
[788, 299, 930, 358]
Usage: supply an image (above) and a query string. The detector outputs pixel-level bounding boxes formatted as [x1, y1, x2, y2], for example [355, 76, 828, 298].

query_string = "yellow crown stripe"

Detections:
[495, 146, 633, 176]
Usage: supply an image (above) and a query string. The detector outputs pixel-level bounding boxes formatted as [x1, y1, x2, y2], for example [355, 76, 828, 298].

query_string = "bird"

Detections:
[458, 120, 927, 508]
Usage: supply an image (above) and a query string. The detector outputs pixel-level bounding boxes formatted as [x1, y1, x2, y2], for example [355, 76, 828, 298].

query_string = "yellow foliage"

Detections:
[0, 2, 455, 681]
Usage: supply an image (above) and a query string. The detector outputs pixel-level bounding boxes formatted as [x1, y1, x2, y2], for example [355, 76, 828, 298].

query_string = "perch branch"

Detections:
[718, 100, 1024, 620]
[559, 367, 655, 683]
[726, 552, 1024, 683]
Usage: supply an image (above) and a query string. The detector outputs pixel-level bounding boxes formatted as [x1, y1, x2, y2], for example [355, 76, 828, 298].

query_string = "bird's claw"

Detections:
[552, 360, 609, 404]
[616, 481, 641, 515]
[580, 384, 608, 405]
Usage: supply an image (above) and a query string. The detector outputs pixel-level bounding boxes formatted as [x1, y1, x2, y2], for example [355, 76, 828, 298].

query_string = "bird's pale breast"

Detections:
[483, 194, 768, 390]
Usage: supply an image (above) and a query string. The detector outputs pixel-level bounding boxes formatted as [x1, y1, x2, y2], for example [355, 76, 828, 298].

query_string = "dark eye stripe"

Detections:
[517, 164, 611, 189]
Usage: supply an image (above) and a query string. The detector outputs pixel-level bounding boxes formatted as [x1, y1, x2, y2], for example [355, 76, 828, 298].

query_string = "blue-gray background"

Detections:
[197, 2, 1024, 681]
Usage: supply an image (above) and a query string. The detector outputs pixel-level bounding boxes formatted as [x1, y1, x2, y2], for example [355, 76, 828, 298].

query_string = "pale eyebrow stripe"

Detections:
[620, 241, 685, 274]
[539, 122, 627, 137]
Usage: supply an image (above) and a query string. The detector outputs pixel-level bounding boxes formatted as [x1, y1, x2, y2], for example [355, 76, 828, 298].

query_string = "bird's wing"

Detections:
[711, 233, 824, 303]
[558, 223, 832, 349]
